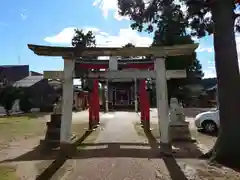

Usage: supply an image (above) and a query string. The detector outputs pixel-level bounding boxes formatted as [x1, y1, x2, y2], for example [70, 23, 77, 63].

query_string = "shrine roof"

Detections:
[27, 44, 198, 58]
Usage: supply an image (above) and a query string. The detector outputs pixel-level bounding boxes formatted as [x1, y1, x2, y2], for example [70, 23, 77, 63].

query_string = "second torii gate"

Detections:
[44, 63, 187, 129]
[28, 43, 198, 153]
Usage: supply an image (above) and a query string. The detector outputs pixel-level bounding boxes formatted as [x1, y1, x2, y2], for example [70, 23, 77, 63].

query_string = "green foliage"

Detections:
[119, 0, 240, 163]
[0, 86, 21, 115]
[118, 0, 204, 103]
[117, 0, 239, 37]
[71, 29, 97, 92]
[118, 0, 186, 33]
[180, 0, 239, 37]
[122, 43, 136, 59]
[19, 93, 32, 113]
[72, 29, 96, 47]
[123, 43, 135, 48]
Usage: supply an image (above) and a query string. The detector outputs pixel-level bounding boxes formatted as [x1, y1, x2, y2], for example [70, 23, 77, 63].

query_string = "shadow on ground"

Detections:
[1, 128, 203, 161]
[162, 156, 188, 180]
[197, 129, 218, 137]
[0, 143, 203, 164]
[0, 123, 205, 180]
[0, 130, 92, 180]
[142, 126, 203, 180]
[138, 122, 204, 159]
[37, 130, 93, 180]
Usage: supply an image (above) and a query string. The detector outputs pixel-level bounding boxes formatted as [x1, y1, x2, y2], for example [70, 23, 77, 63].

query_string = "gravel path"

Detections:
[63, 111, 239, 180]
[65, 111, 163, 180]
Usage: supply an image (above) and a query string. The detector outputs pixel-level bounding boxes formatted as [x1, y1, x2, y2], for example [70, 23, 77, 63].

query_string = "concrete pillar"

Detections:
[134, 78, 138, 112]
[60, 58, 75, 143]
[154, 57, 171, 149]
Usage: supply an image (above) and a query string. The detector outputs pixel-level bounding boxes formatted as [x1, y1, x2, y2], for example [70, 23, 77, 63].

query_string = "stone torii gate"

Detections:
[28, 44, 198, 153]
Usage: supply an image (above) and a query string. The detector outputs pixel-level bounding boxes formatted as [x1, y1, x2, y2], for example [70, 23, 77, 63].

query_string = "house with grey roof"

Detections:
[0, 65, 60, 111]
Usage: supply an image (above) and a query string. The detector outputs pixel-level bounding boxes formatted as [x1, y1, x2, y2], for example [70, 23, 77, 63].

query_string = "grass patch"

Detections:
[0, 115, 46, 149]
[0, 116, 46, 138]
[0, 166, 18, 180]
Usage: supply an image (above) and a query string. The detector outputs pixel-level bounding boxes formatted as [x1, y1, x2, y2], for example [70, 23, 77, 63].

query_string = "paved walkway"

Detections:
[65, 111, 164, 180]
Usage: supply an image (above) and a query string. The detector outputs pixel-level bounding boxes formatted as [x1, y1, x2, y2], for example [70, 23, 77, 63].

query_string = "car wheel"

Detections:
[202, 120, 217, 133]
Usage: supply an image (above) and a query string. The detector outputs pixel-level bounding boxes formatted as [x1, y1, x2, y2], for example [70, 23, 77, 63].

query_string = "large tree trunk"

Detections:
[209, 0, 240, 167]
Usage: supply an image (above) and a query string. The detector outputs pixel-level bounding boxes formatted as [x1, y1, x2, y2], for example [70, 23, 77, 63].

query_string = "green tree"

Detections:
[122, 43, 136, 59]
[71, 29, 97, 91]
[123, 1, 203, 103]
[182, 0, 240, 166]
[19, 91, 32, 113]
[72, 29, 96, 47]
[123, 43, 135, 48]
[0, 86, 20, 115]
[118, 0, 239, 166]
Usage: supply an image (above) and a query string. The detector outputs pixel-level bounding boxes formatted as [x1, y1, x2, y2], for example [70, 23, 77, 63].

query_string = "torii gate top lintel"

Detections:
[27, 44, 199, 58]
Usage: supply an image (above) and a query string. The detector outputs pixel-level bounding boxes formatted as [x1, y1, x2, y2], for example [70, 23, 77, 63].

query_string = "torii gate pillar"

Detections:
[60, 58, 75, 144]
[155, 57, 171, 153]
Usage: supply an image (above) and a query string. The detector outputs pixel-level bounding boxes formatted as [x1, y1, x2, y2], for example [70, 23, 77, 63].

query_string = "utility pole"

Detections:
[18, 56, 21, 65]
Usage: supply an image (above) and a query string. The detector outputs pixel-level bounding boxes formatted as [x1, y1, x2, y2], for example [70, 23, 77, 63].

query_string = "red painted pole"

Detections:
[142, 80, 150, 128]
[94, 80, 100, 124]
[89, 91, 93, 129]
[92, 80, 96, 125]
[145, 86, 150, 122]
[142, 80, 147, 121]
[139, 80, 143, 122]
[140, 80, 146, 123]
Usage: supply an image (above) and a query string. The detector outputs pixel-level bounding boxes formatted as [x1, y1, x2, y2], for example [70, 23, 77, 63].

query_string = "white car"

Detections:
[194, 109, 220, 133]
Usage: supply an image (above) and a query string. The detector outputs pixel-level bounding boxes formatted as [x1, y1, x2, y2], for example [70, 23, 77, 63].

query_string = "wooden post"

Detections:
[155, 57, 171, 153]
[60, 58, 75, 144]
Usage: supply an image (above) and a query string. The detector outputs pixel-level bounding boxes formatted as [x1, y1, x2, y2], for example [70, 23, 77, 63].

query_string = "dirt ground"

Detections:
[0, 110, 239, 180]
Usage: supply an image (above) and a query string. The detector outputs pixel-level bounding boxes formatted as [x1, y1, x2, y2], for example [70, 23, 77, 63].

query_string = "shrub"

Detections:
[19, 94, 32, 113]
[0, 86, 21, 115]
